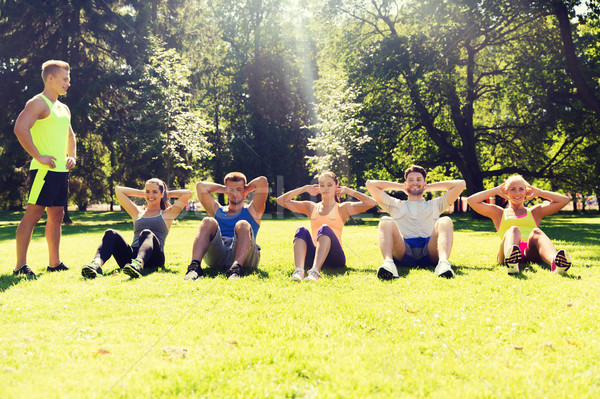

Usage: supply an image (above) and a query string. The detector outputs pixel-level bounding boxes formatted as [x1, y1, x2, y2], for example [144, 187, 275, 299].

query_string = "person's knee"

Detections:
[104, 229, 118, 238]
[139, 229, 155, 239]
[528, 228, 543, 242]
[234, 220, 252, 235]
[378, 216, 396, 231]
[199, 217, 218, 231]
[436, 216, 453, 231]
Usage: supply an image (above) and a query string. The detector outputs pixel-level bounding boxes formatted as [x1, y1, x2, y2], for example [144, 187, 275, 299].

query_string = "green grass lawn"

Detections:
[1, 210, 599, 398]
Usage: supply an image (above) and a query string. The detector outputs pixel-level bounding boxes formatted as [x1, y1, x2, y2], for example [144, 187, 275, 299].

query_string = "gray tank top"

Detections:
[131, 211, 169, 249]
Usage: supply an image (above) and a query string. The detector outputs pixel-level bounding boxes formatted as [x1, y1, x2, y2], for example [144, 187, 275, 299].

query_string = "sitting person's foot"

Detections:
[303, 269, 320, 282]
[14, 264, 36, 278]
[123, 258, 143, 278]
[503, 245, 521, 275]
[82, 260, 103, 279]
[184, 260, 205, 281]
[552, 249, 571, 275]
[47, 262, 69, 272]
[377, 259, 399, 280]
[290, 268, 305, 282]
[227, 261, 242, 280]
[434, 259, 455, 278]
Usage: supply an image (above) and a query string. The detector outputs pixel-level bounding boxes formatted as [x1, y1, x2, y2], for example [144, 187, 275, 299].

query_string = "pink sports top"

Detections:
[497, 207, 538, 239]
[310, 203, 345, 246]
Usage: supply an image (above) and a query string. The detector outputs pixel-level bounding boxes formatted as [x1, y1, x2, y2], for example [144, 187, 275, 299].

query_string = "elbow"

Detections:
[458, 180, 466, 191]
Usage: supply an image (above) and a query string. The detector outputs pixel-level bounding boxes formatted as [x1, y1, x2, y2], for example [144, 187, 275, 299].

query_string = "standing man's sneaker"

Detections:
[504, 245, 521, 275]
[226, 262, 242, 280]
[552, 249, 571, 275]
[290, 268, 305, 282]
[434, 259, 455, 278]
[184, 260, 205, 281]
[14, 264, 36, 278]
[82, 260, 103, 279]
[377, 259, 399, 280]
[47, 262, 69, 272]
[123, 259, 143, 278]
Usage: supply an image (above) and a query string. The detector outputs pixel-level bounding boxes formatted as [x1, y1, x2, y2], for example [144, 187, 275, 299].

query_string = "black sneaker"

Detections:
[184, 260, 204, 281]
[123, 259, 143, 278]
[226, 262, 242, 280]
[47, 262, 69, 272]
[82, 261, 103, 279]
[14, 264, 36, 278]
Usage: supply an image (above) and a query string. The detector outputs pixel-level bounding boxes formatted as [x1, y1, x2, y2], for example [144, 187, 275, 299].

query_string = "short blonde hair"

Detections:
[41, 60, 70, 82]
[503, 174, 529, 190]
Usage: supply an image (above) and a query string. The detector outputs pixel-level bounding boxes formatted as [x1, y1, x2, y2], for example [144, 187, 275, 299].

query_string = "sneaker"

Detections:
[377, 259, 399, 280]
[290, 268, 305, 282]
[123, 259, 143, 278]
[184, 260, 205, 281]
[552, 249, 571, 275]
[434, 259, 455, 278]
[227, 262, 242, 280]
[82, 260, 103, 279]
[14, 264, 36, 278]
[303, 269, 320, 282]
[47, 262, 69, 272]
[504, 245, 521, 275]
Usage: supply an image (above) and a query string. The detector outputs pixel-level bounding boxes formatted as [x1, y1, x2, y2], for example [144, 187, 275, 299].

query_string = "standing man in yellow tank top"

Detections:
[13, 60, 77, 277]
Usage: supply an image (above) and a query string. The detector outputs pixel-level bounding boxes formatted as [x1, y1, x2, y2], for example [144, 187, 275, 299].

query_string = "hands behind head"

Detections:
[525, 185, 541, 201]
[306, 184, 320, 196]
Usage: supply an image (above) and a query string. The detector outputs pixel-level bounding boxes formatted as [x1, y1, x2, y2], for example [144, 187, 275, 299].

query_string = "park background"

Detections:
[0, 0, 599, 211]
[1, 1, 600, 398]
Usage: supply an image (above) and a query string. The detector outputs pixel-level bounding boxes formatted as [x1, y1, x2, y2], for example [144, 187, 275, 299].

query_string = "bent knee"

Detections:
[234, 220, 252, 233]
[199, 217, 218, 230]
[436, 216, 453, 229]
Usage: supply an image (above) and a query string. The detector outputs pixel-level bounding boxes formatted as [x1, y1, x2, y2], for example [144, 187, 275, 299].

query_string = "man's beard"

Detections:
[229, 198, 243, 206]
[407, 187, 424, 196]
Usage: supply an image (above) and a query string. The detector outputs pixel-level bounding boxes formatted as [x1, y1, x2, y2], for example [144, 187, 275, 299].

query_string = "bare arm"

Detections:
[426, 180, 466, 206]
[163, 189, 192, 222]
[365, 180, 404, 207]
[528, 187, 570, 221]
[65, 110, 77, 170]
[246, 176, 269, 220]
[466, 185, 505, 228]
[115, 186, 144, 219]
[195, 181, 224, 217]
[339, 186, 377, 218]
[276, 185, 317, 215]
[14, 97, 57, 168]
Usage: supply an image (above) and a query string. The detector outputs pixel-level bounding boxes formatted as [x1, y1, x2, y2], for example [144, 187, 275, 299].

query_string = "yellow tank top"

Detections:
[497, 207, 538, 239]
[310, 203, 345, 246]
[30, 94, 71, 172]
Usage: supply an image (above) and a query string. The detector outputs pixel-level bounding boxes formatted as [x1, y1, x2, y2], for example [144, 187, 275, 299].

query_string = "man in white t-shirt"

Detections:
[366, 165, 466, 279]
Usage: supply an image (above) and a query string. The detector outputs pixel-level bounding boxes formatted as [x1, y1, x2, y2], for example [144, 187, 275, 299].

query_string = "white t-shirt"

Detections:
[380, 193, 450, 239]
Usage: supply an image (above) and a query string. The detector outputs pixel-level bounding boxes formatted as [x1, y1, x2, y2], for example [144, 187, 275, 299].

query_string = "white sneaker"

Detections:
[377, 259, 399, 280]
[290, 268, 305, 282]
[552, 249, 571, 275]
[434, 260, 454, 278]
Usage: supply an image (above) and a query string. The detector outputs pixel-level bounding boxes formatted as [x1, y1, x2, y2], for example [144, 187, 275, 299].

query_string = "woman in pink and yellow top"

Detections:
[276, 172, 377, 281]
[467, 175, 571, 275]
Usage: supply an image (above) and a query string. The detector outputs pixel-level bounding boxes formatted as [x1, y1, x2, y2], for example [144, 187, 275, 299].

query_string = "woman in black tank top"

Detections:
[81, 178, 190, 279]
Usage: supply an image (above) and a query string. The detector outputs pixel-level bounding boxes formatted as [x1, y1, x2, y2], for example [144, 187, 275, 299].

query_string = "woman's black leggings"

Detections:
[95, 229, 165, 269]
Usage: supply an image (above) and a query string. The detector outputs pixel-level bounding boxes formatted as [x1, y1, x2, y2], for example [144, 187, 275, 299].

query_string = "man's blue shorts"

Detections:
[393, 236, 435, 267]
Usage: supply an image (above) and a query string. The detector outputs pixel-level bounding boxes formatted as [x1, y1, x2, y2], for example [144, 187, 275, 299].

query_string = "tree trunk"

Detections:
[572, 194, 578, 214]
[552, 2, 600, 115]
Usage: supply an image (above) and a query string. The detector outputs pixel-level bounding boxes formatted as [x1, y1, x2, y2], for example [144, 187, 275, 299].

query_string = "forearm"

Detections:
[467, 186, 502, 204]
[537, 189, 569, 204]
[168, 189, 191, 198]
[116, 186, 145, 197]
[68, 130, 76, 158]
[426, 180, 465, 192]
[196, 181, 225, 195]
[14, 128, 42, 160]
[276, 185, 309, 205]
[343, 187, 373, 204]
[366, 180, 405, 193]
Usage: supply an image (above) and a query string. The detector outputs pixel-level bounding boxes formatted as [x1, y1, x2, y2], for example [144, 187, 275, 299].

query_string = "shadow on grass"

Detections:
[196, 266, 270, 279]
[0, 273, 30, 292]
